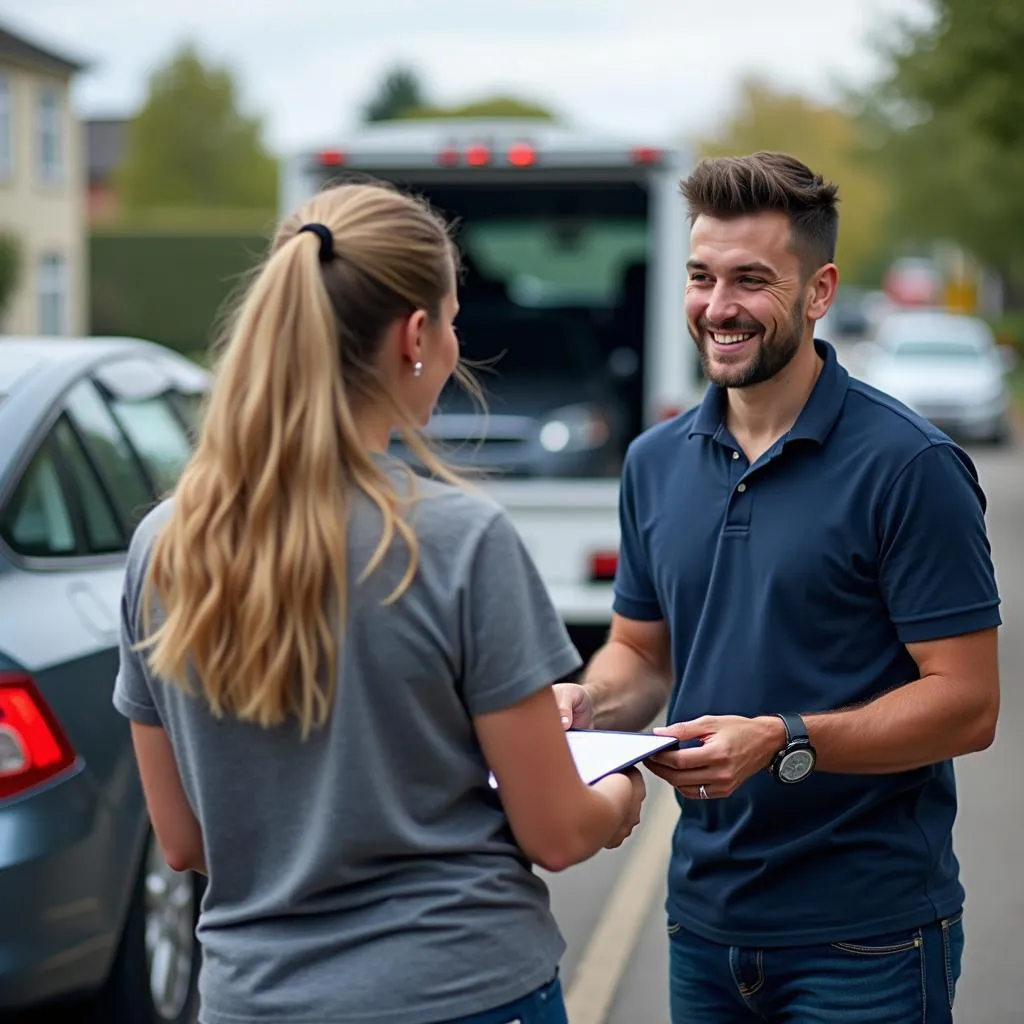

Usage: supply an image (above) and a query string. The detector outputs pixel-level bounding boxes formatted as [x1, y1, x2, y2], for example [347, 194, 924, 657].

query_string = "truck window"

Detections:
[463, 217, 648, 307]
[316, 175, 652, 478]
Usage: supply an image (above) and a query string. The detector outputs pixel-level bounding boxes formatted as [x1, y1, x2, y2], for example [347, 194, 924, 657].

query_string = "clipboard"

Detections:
[488, 728, 679, 789]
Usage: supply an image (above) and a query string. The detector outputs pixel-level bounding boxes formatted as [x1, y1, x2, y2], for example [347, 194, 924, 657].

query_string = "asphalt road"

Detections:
[548, 382, 1024, 1020]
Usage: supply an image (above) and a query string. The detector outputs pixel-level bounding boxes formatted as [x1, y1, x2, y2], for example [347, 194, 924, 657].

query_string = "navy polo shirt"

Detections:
[614, 339, 1001, 947]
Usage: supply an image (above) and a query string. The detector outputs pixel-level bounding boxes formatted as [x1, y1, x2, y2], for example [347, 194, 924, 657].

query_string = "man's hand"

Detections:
[553, 682, 594, 730]
[644, 715, 786, 800]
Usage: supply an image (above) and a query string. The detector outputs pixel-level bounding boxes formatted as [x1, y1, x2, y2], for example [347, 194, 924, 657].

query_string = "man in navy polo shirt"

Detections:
[555, 152, 1001, 1022]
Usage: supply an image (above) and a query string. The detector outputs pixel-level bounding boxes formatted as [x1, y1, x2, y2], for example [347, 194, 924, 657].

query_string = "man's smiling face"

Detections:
[684, 210, 809, 389]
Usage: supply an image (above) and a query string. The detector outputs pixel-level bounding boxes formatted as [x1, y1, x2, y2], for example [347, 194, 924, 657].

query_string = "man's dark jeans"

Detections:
[668, 911, 964, 1023]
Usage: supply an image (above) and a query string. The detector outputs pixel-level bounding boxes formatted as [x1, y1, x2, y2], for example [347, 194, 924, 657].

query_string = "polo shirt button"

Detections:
[732, 451, 740, 460]
[737, 483, 747, 493]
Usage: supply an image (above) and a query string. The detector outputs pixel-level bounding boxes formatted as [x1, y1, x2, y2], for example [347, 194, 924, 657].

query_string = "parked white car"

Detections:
[859, 309, 1015, 444]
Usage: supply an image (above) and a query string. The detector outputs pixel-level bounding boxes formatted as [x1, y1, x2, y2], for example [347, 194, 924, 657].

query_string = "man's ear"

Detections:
[807, 264, 839, 323]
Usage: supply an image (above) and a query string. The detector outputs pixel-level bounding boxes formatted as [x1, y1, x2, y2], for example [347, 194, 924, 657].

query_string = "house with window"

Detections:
[0, 23, 87, 336]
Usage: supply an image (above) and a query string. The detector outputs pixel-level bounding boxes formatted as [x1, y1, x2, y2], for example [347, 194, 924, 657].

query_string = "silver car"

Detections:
[859, 309, 1015, 444]
[0, 336, 209, 1022]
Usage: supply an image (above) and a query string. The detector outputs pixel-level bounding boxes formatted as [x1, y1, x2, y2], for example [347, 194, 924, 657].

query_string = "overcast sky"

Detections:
[1, 0, 929, 154]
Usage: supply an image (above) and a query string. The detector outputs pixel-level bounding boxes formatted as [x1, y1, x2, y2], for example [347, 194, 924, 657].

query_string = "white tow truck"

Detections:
[280, 119, 702, 652]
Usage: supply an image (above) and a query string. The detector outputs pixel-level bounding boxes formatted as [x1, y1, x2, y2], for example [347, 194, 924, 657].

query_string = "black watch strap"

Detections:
[775, 712, 808, 746]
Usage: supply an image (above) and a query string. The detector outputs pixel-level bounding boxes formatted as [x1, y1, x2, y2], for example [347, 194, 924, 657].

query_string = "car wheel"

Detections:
[97, 833, 203, 1023]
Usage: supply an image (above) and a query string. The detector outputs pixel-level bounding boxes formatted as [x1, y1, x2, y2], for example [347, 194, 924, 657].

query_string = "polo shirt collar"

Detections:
[688, 339, 849, 446]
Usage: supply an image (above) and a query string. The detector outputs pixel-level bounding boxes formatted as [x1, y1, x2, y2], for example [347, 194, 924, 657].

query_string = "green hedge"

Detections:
[89, 231, 272, 355]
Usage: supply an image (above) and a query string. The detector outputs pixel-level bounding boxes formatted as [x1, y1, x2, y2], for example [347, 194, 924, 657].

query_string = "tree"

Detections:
[116, 42, 278, 211]
[362, 66, 428, 122]
[399, 96, 557, 121]
[695, 77, 895, 286]
[361, 66, 558, 123]
[865, 0, 1024, 289]
[0, 232, 21, 326]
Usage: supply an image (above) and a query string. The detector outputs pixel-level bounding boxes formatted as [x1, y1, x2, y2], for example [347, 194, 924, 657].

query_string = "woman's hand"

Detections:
[553, 682, 594, 730]
[595, 767, 646, 849]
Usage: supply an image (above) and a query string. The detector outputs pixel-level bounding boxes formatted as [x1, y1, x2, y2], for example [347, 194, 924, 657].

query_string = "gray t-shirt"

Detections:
[112, 464, 582, 1024]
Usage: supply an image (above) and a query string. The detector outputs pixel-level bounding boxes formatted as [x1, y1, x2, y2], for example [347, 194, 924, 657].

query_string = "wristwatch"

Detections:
[768, 713, 816, 784]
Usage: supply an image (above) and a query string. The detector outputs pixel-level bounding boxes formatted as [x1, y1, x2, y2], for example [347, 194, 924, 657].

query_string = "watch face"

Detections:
[779, 748, 815, 783]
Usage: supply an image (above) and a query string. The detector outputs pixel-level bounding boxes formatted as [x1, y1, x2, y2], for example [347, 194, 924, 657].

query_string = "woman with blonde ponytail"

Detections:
[112, 180, 645, 1024]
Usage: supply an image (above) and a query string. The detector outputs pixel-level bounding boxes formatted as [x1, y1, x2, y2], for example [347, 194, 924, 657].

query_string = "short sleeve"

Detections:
[112, 530, 164, 726]
[611, 446, 663, 621]
[459, 510, 583, 716]
[879, 442, 1001, 644]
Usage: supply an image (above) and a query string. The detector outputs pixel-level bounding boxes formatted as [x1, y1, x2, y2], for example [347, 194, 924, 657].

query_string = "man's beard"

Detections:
[692, 299, 804, 388]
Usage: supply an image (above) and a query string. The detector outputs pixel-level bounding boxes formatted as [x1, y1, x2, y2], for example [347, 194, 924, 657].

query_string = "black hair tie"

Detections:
[297, 222, 335, 263]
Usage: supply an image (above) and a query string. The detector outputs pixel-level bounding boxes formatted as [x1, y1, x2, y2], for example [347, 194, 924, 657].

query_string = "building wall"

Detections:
[0, 58, 86, 335]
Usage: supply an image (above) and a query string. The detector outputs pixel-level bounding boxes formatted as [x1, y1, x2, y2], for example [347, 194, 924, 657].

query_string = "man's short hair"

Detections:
[680, 152, 840, 275]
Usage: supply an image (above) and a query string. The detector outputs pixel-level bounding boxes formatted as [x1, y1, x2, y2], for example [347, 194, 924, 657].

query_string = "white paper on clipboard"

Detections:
[488, 729, 678, 789]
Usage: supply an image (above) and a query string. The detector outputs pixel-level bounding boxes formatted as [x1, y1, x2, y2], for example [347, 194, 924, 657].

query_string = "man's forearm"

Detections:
[582, 640, 671, 732]
[806, 674, 997, 774]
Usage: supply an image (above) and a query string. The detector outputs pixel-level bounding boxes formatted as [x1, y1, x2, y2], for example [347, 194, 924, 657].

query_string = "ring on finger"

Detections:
[699, 784, 709, 800]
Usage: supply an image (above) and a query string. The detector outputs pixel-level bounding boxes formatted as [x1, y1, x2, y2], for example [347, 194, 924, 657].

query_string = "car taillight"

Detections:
[0, 672, 77, 801]
[631, 146, 662, 165]
[591, 550, 619, 582]
[507, 142, 536, 167]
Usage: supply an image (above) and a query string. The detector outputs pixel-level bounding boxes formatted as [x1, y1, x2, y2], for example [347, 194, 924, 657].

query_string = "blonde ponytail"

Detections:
[139, 181, 468, 737]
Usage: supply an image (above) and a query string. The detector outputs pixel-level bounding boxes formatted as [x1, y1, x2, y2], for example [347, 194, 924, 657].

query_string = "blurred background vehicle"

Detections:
[859, 309, 1015, 444]
[882, 257, 944, 308]
[828, 285, 872, 338]
[0, 336, 208, 1023]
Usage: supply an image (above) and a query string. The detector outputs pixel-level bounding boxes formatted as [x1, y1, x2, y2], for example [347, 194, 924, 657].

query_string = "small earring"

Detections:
[412, 361, 423, 377]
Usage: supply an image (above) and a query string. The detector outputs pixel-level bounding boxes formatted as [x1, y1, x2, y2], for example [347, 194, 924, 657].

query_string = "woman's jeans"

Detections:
[443, 973, 567, 1024]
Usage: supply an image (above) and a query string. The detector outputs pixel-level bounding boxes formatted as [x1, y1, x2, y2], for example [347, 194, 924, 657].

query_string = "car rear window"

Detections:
[0, 444, 78, 558]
